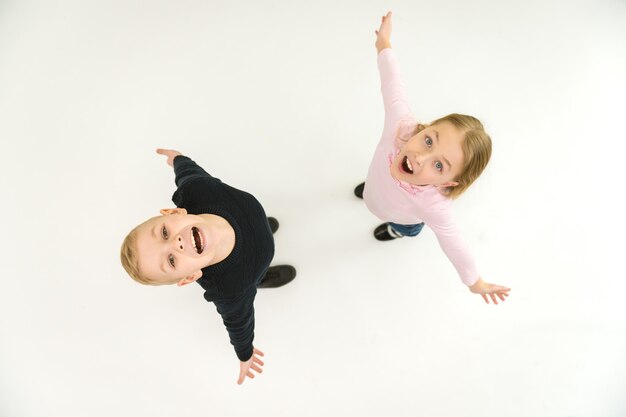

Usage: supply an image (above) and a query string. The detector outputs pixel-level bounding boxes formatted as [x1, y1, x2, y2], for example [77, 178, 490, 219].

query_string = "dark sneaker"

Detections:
[258, 265, 296, 289]
[267, 217, 279, 234]
[354, 182, 365, 199]
[374, 223, 403, 241]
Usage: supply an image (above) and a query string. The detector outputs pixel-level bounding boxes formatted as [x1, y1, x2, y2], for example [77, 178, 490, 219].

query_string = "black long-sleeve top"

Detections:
[172, 155, 275, 361]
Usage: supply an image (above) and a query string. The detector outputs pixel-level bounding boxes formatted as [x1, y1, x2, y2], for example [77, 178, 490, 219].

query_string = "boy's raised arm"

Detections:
[156, 148, 212, 187]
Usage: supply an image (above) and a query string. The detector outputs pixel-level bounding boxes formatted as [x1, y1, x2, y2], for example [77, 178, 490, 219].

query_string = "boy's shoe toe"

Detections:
[258, 265, 296, 289]
[354, 182, 365, 199]
[374, 223, 400, 241]
[267, 217, 279, 234]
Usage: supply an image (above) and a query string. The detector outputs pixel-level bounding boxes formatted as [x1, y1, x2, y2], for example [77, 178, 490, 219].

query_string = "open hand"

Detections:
[375, 11, 393, 52]
[237, 347, 265, 385]
[156, 148, 182, 167]
[469, 278, 511, 305]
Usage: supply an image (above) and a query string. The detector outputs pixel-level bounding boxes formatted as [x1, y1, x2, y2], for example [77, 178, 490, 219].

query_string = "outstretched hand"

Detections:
[237, 347, 265, 385]
[156, 148, 182, 167]
[469, 278, 511, 305]
[375, 11, 393, 53]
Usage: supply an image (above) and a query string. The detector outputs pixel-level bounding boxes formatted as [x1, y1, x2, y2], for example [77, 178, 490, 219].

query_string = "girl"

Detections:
[358, 12, 510, 304]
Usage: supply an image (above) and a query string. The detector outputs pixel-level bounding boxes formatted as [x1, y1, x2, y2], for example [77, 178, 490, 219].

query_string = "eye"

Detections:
[162, 225, 169, 239]
[425, 136, 433, 147]
[435, 161, 443, 172]
[168, 254, 175, 268]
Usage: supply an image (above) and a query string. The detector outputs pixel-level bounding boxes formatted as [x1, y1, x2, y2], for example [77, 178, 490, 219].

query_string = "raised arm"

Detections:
[375, 12, 412, 129]
[375, 11, 393, 53]
[156, 149, 212, 187]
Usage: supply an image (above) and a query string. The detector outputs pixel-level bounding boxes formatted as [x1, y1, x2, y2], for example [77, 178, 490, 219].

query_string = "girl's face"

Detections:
[390, 121, 465, 187]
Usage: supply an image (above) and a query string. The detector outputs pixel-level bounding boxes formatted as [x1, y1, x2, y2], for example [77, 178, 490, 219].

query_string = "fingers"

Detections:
[489, 293, 498, 305]
[497, 291, 510, 301]
[237, 366, 256, 385]
[156, 148, 173, 156]
[237, 350, 265, 385]
[478, 285, 511, 305]
[156, 148, 178, 155]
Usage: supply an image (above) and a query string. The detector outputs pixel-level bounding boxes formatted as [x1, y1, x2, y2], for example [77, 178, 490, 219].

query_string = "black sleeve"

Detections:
[172, 155, 223, 208]
[211, 287, 257, 362]
[172, 155, 213, 188]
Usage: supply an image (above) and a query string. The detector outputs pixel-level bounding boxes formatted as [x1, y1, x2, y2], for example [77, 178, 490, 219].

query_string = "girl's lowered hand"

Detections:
[469, 278, 511, 305]
[156, 148, 182, 167]
[375, 11, 393, 53]
[237, 347, 265, 385]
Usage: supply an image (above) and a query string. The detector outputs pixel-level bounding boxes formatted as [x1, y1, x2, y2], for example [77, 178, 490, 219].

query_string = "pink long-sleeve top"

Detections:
[363, 48, 479, 286]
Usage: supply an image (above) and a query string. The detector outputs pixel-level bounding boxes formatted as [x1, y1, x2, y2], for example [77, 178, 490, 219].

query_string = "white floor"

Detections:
[1, 1, 625, 416]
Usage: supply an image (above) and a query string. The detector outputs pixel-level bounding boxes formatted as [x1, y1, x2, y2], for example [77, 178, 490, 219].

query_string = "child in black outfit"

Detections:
[120, 148, 296, 384]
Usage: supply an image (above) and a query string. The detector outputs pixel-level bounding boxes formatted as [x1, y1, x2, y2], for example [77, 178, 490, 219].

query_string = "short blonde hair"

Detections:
[120, 221, 155, 285]
[417, 113, 492, 199]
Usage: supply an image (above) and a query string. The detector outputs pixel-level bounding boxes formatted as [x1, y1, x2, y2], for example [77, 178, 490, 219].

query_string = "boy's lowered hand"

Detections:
[237, 347, 265, 385]
[156, 148, 182, 167]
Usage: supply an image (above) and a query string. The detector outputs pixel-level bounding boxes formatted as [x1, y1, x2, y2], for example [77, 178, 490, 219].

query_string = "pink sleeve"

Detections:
[423, 204, 480, 286]
[377, 49, 413, 138]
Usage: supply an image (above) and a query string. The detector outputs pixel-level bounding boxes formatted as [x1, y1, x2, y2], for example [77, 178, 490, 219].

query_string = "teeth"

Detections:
[406, 158, 413, 172]
[190, 227, 203, 254]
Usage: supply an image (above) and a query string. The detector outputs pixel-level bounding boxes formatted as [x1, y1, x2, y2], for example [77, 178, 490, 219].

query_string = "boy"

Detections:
[120, 148, 296, 384]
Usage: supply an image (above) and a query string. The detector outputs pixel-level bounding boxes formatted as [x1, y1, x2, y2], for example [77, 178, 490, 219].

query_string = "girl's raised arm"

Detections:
[375, 11, 393, 53]
[376, 12, 412, 133]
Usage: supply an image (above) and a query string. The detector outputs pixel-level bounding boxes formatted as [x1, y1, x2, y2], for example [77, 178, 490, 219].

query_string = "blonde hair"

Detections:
[120, 220, 155, 286]
[416, 113, 492, 199]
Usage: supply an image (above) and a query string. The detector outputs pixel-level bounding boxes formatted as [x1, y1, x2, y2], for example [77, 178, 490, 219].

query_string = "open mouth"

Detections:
[400, 156, 414, 174]
[191, 227, 204, 254]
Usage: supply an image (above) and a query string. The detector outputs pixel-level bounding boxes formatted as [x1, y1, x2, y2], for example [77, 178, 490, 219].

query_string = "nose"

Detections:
[173, 235, 184, 252]
[414, 153, 425, 167]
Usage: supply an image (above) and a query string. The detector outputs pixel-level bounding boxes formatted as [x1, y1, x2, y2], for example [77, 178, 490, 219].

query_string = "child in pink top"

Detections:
[359, 12, 510, 304]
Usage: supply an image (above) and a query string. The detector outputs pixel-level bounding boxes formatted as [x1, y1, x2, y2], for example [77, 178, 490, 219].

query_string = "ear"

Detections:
[176, 270, 202, 287]
[160, 208, 188, 216]
[441, 181, 459, 188]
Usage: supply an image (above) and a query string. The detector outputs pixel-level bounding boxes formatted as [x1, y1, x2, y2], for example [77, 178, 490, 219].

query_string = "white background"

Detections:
[1, 0, 625, 416]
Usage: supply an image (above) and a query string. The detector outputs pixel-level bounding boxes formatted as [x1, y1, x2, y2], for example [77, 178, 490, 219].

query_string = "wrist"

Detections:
[376, 40, 392, 54]
[469, 278, 484, 292]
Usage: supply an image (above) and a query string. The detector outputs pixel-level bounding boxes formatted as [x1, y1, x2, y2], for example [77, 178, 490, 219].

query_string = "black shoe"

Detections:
[258, 265, 296, 289]
[267, 217, 279, 234]
[354, 182, 365, 199]
[374, 223, 401, 241]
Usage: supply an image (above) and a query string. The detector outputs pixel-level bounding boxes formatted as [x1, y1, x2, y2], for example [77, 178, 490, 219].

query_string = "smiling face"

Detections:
[390, 121, 466, 188]
[134, 209, 222, 286]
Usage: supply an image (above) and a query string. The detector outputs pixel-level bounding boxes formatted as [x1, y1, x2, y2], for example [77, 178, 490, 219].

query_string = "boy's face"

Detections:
[390, 121, 465, 187]
[135, 209, 214, 286]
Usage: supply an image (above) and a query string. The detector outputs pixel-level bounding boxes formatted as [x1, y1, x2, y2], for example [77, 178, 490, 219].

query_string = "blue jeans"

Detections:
[389, 222, 425, 237]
